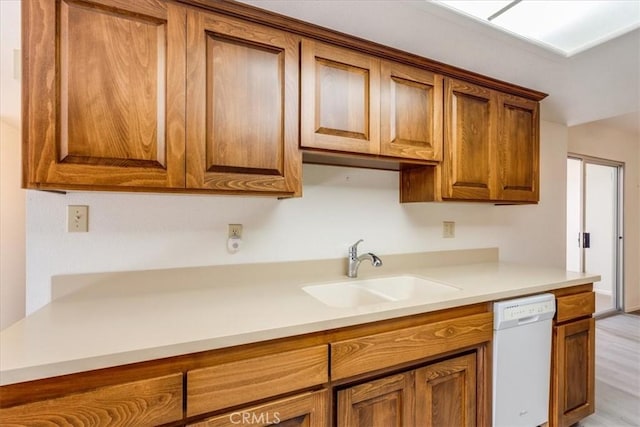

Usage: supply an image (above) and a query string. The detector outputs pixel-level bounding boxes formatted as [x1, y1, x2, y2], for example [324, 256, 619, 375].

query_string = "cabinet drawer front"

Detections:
[331, 312, 492, 380]
[556, 292, 595, 323]
[0, 373, 183, 426]
[188, 389, 328, 427]
[187, 346, 328, 417]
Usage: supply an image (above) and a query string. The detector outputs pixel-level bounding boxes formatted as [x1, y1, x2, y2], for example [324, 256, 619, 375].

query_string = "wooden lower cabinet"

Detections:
[550, 317, 595, 427]
[337, 372, 415, 426]
[415, 353, 476, 427]
[189, 390, 328, 427]
[337, 353, 478, 427]
[0, 373, 183, 426]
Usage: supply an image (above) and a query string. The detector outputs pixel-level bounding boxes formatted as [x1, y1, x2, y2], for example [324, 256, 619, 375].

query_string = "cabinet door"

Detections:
[24, 0, 186, 189]
[442, 78, 497, 200]
[188, 390, 328, 427]
[415, 353, 476, 427]
[186, 11, 301, 195]
[380, 61, 443, 161]
[497, 94, 540, 202]
[301, 39, 380, 155]
[550, 318, 595, 427]
[337, 372, 414, 427]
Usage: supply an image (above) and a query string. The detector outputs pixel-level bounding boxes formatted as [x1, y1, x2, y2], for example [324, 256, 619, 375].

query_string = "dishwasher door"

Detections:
[493, 293, 556, 427]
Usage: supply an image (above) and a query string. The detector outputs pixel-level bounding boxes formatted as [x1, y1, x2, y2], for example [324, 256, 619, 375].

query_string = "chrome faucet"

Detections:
[347, 239, 383, 278]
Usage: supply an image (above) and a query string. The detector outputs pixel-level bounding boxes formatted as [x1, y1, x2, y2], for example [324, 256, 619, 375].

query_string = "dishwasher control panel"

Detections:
[501, 300, 555, 321]
[494, 293, 555, 330]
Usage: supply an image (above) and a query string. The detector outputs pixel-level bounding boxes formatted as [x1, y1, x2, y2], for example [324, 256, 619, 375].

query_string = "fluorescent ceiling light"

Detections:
[435, 0, 640, 56]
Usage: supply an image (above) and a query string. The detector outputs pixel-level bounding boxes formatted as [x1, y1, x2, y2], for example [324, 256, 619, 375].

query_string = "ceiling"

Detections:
[434, 0, 640, 57]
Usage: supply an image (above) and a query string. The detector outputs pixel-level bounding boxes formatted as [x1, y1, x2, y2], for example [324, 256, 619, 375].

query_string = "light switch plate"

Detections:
[68, 205, 88, 232]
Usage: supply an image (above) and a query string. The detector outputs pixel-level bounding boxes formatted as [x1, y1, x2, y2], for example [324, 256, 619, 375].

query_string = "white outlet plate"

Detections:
[443, 221, 455, 238]
[68, 205, 89, 232]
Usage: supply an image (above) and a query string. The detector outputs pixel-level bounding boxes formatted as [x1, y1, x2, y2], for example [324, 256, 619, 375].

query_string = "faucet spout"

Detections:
[358, 252, 383, 267]
[347, 240, 382, 278]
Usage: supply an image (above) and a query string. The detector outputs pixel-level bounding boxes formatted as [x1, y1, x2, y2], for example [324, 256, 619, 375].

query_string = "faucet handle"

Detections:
[349, 239, 364, 255]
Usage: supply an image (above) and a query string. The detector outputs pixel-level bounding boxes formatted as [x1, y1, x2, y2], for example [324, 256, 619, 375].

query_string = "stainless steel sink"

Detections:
[302, 275, 460, 308]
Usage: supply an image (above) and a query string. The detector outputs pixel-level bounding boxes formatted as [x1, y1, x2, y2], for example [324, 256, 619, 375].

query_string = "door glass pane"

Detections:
[566, 158, 582, 272]
[584, 163, 617, 313]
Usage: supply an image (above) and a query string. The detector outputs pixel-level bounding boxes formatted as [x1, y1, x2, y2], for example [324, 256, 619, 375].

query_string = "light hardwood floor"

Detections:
[578, 314, 640, 427]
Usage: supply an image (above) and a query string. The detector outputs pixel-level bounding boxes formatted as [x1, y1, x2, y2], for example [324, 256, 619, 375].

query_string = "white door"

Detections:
[566, 156, 623, 315]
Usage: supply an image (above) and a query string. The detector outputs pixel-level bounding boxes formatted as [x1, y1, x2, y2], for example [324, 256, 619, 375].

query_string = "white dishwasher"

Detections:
[493, 293, 556, 427]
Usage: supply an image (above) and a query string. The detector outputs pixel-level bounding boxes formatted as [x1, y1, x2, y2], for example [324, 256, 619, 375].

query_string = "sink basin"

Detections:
[303, 275, 460, 308]
[302, 282, 394, 308]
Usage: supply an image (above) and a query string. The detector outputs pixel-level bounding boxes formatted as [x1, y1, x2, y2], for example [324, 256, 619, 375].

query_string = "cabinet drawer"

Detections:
[187, 345, 328, 417]
[556, 292, 595, 323]
[188, 389, 328, 427]
[331, 312, 492, 380]
[0, 373, 183, 426]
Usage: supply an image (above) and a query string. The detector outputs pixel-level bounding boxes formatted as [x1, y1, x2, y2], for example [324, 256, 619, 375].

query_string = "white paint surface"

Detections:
[0, 120, 25, 330]
[0, 0, 25, 331]
[25, 120, 569, 314]
[566, 158, 582, 273]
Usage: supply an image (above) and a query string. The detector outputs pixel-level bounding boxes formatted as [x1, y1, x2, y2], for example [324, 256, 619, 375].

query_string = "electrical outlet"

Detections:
[443, 221, 455, 238]
[228, 224, 243, 238]
[68, 205, 89, 232]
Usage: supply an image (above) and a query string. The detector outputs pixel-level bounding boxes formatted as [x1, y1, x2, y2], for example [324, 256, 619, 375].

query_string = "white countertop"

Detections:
[0, 249, 599, 386]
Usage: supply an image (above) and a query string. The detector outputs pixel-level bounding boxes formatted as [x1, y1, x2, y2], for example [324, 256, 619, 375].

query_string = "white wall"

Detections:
[0, 0, 24, 330]
[24, 120, 568, 314]
[568, 123, 640, 311]
[0, 120, 25, 329]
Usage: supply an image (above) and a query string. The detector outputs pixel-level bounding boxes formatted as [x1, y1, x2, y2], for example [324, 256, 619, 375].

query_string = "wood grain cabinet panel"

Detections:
[550, 317, 595, 427]
[331, 312, 492, 380]
[337, 372, 415, 427]
[380, 61, 443, 161]
[301, 39, 381, 155]
[186, 10, 301, 195]
[189, 390, 328, 427]
[415, 353, 476, 427]
[442, 78, 496, 200]
[0, 373, 183, 426]
[24, 0, 186, 189]
[403, 77, 540, 203]
[186, 346, 328, 417]
[497, 94, 540, 202]
[556, 292, 595, 323]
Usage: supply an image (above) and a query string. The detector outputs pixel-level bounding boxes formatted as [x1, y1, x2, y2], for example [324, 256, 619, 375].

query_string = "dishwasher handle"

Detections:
[517, 315, 540, 325]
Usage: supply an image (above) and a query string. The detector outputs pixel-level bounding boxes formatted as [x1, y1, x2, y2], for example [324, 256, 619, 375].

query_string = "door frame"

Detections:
[567, 153, 624, 315]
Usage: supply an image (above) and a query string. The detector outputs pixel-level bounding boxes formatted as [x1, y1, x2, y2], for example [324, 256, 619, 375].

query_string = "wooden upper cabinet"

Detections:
[440, 78, 540, 203]
[185, 10, 301, 195]
[301, 41, 443, 162]
[380, 61, 443, 161]
[443, 78, 496, 200]
[301, 39, 381, 155]
[24, 0, 186, 190]
[497, 94, 540, 202]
